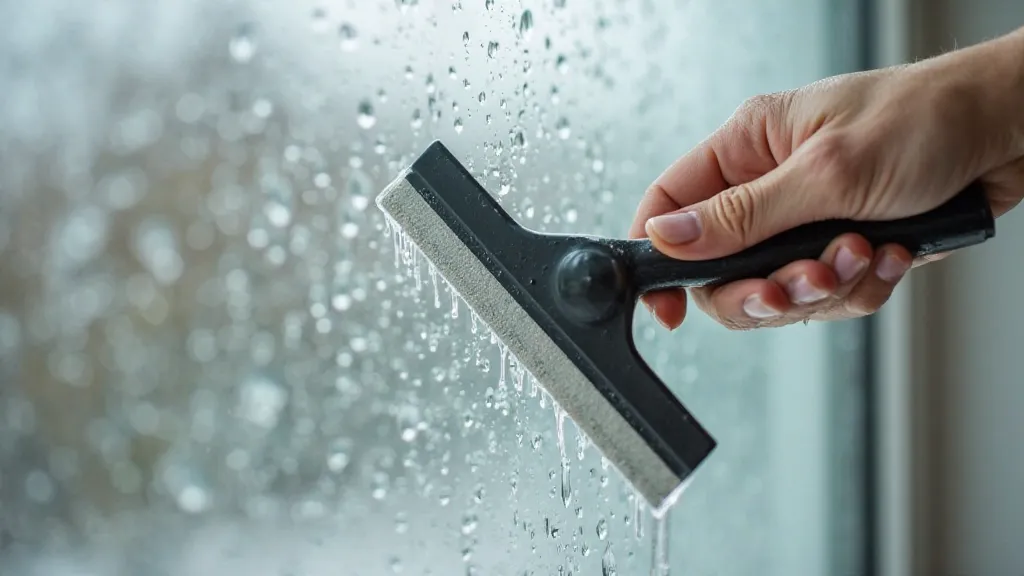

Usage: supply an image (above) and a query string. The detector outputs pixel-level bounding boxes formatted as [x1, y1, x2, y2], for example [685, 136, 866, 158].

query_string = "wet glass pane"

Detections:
[0, 1, 864, 574]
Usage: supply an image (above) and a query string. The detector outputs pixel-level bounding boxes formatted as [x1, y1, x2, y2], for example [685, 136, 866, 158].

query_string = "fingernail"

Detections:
[742, 294, 781, 319]
[834, 246, 869, 283]
[649, 304, 670, 330]
[654, 313, 674, 331]
[646, 211, 702, 245]
[786, 275, 829, 304]
[876, 252, 910, 283]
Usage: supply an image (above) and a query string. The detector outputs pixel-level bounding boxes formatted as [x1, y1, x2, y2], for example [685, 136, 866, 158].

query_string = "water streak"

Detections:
[555, 406, 572, 507]
[498, 344, 508, 388]
[650, 514, 671, 575]
[634, 491, 645, 540]
[429, 265, 440, 308]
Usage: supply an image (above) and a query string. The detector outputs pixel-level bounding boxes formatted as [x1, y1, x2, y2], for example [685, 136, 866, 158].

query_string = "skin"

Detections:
[630, 25, 1024, 331]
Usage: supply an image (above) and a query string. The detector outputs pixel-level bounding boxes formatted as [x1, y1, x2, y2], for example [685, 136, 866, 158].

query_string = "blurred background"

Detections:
[0, 0, 1018, 575]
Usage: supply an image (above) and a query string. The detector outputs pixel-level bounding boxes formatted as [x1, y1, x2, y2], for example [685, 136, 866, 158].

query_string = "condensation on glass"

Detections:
[0, 1, 863, 574]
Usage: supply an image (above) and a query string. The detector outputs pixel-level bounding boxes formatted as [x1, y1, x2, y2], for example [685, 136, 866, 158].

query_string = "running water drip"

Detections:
[650, 515, 671, 576]
[575, 423, 588, 461]
[391, 222, 403, 268]
[601, 544, 617, 576]
[450, 288, 459, 318]
[634, 491, 645, 540]
[429, 265, 441, 308]
[412, 248, 422, 290]
[498, 344, 508, 388]
[555, 406, 572, 507]
[528, 374, 538, 398]
[511, 356, 525, 393]
[470, 311, 478, 334]
[400, 228, 414, 267]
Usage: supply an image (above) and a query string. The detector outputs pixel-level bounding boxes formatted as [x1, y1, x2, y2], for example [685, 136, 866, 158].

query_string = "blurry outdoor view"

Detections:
[0, 1, 865, 574]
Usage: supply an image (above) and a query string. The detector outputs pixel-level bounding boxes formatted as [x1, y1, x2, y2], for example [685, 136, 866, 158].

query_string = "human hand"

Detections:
[629, 27, 1024, 330]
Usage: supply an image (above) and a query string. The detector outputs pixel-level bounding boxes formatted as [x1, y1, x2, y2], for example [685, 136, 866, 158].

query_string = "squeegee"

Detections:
[376, 140, 995, 514]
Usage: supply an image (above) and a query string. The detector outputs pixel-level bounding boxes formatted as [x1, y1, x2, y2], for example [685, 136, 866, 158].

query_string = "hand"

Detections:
[629, 27, 1024, 331]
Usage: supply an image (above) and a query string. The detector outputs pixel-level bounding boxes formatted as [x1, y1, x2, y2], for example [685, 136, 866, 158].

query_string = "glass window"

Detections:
[0, 1, 866, 574]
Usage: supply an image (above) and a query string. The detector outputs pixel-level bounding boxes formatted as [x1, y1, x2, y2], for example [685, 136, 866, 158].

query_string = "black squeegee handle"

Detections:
[627, 181, 995, 292]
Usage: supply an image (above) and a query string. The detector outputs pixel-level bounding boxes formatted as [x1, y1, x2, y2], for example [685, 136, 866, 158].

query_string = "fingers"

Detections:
[645, 291, 687, 330]
[837, 244, 912, 317]
[630, 94, 795, 330]
[690, 234, 915, 329]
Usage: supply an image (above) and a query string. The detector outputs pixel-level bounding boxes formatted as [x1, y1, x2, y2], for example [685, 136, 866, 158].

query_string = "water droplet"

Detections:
[229, 26, 256, 63]
[601, 545, 617, 576]
[133, 218, 184, 285]
[327, 436, 352, 469]
[410, 109, 423, 129]
[512, 130, 526, 149]
[554, 0, 566, 6]
[356, 100, 377, 129]
[264, 201, 292, 228]
[519, 10, 534, 39]
[478, 91, 487, 104]
[463, 31, 471, 46]
[597, 518, 608, 540]
[461, 513, 478, 535]
[556, 117, 571, 139]
[310, 7, 330, 33]
[390, 557, 403, 573]
[401, 427, 417, 442]
[238, 375, 288, 429]
[395, 513, 409, 534]
[341, 222, 359, 239]
[177, 484, 211, 514]
[484, 0, 494, 9]
[592, 159, 605, 173]
[564, 208, 578, 223]
[556, 54, 569, 74]
[25, 470, 55, 503]
[487, 41, 499, 58]
[454, 118, 464, 134]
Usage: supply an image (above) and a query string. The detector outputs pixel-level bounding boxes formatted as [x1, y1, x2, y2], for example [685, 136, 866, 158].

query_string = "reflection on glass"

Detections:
[0, 1, 862, 574]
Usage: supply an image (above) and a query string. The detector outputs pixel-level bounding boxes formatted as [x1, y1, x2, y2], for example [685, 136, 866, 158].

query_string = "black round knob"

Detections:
[554, 245, 627, 325]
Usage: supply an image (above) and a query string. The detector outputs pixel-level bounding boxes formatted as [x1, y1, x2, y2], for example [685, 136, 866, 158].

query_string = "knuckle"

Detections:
[738, 93, 782, 118]
[711, 184, 759, 243]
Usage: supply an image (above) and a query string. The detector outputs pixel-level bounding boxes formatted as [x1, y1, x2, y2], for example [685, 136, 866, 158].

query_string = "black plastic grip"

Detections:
[626, 181, 995, 293]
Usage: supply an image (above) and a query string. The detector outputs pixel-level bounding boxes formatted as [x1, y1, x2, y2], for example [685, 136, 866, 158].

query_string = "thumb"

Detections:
[644, 160, 825, 260]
